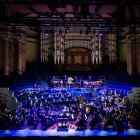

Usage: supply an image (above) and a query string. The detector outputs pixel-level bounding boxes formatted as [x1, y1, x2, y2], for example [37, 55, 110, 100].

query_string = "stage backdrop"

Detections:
[64, 47, 91, 71]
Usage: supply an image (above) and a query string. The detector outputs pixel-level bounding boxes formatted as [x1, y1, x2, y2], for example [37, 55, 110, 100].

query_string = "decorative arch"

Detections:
[64, 47, 91, 71]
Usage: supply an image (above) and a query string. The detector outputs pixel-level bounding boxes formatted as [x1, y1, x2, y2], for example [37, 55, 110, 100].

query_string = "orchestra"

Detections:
[1, 79, 137, 133]
[1, 73, 136, 133]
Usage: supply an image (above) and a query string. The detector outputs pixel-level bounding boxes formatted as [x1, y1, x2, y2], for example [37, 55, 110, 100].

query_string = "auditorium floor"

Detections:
[0, 128, 140, 137]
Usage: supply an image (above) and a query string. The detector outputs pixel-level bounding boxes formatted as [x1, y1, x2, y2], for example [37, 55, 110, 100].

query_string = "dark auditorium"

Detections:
[0, 0, 140, 139]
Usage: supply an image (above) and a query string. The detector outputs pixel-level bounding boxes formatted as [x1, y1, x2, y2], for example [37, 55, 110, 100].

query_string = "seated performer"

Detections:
[51, 76, 57, 87]
[88, 76, 92, 82]
[74, 76, 78, 87]
[63, 75, 68, 87]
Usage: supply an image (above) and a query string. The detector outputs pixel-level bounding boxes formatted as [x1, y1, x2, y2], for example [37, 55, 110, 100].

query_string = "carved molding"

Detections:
[15, 34, 26, 42]
[2, 33, 12, 41]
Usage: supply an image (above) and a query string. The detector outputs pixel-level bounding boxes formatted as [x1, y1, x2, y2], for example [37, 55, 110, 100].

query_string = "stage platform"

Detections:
[0, 128, 140, 137]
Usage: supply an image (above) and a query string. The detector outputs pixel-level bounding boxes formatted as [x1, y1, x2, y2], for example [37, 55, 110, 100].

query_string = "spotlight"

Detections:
[130, 19, 136, 32]
[66, 26, 69, 32]
[130, 24, 136, 32]
[45, 31, 48, 36]
[59, 30, 62, 34]
[99, 32, 103, 36]
[58, 123, 62, 127]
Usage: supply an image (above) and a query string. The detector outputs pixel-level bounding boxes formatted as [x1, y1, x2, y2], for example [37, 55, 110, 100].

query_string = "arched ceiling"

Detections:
[0, 0, 140, 32]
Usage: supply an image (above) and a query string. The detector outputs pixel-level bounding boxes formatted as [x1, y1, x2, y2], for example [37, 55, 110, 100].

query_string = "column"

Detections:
[113, 34, 117, 63]
[54, 32, 57, 64]
[61, 33, 65, 64]
[136, 37, 140, 74]
[16, 35, 23, 75]
[91, 35, 95, 65]
[42, 31, 45, 63]
[132, 37, 137, 72]
[22, 36, 26, 72]
[108, 34, 112, 63]
[2, 33, 10, 75]
[9, 35, 14, 73]
[95, 33, 99, 65]
[56, 33, 61, 65]
[45, 36, 48, 63]
[40, 31, 43, 63]
[99, 33, 102, 64]
[127, 40, 133, 75]
[0, 39, 1, 70]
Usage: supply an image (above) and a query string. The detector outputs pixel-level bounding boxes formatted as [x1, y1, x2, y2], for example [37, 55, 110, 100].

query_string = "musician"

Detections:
[34, 81, 39, 88]
[89, 114, 96, 129]
[76, 112, 86, 130]
[63, 75, 68, 87]
[67, 92, 72, 100]
[51, 76, 57, 87]
[88, 76, 92, 82]
[74, 76, 78, 87]
[60, 79, 63, 87]
[59, 106, 69, 125]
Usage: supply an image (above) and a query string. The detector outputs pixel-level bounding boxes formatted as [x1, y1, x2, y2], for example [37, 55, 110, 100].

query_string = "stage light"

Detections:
[130, 24, 136, 32]
[99, 32, 103, 36]
[59, 30, 62, 34]
[65, 26, 69, 34]
[58, 123, 62, 127]
[63, 123, 65, 126]
[45, 31, 48, 36]
[66, 26, 69, 32]
[130, 19, 136, 32]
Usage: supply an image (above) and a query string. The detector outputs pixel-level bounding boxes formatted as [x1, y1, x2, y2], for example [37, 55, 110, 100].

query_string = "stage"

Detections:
[0, 128, 140, 137]
[1, 77, 139, 138]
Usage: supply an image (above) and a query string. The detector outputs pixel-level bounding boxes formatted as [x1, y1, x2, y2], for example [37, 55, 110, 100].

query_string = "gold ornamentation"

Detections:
[74, 56, 82, 64]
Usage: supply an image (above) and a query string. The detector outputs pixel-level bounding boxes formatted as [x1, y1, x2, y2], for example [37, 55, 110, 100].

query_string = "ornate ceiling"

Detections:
[0, 0, 140, 32]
